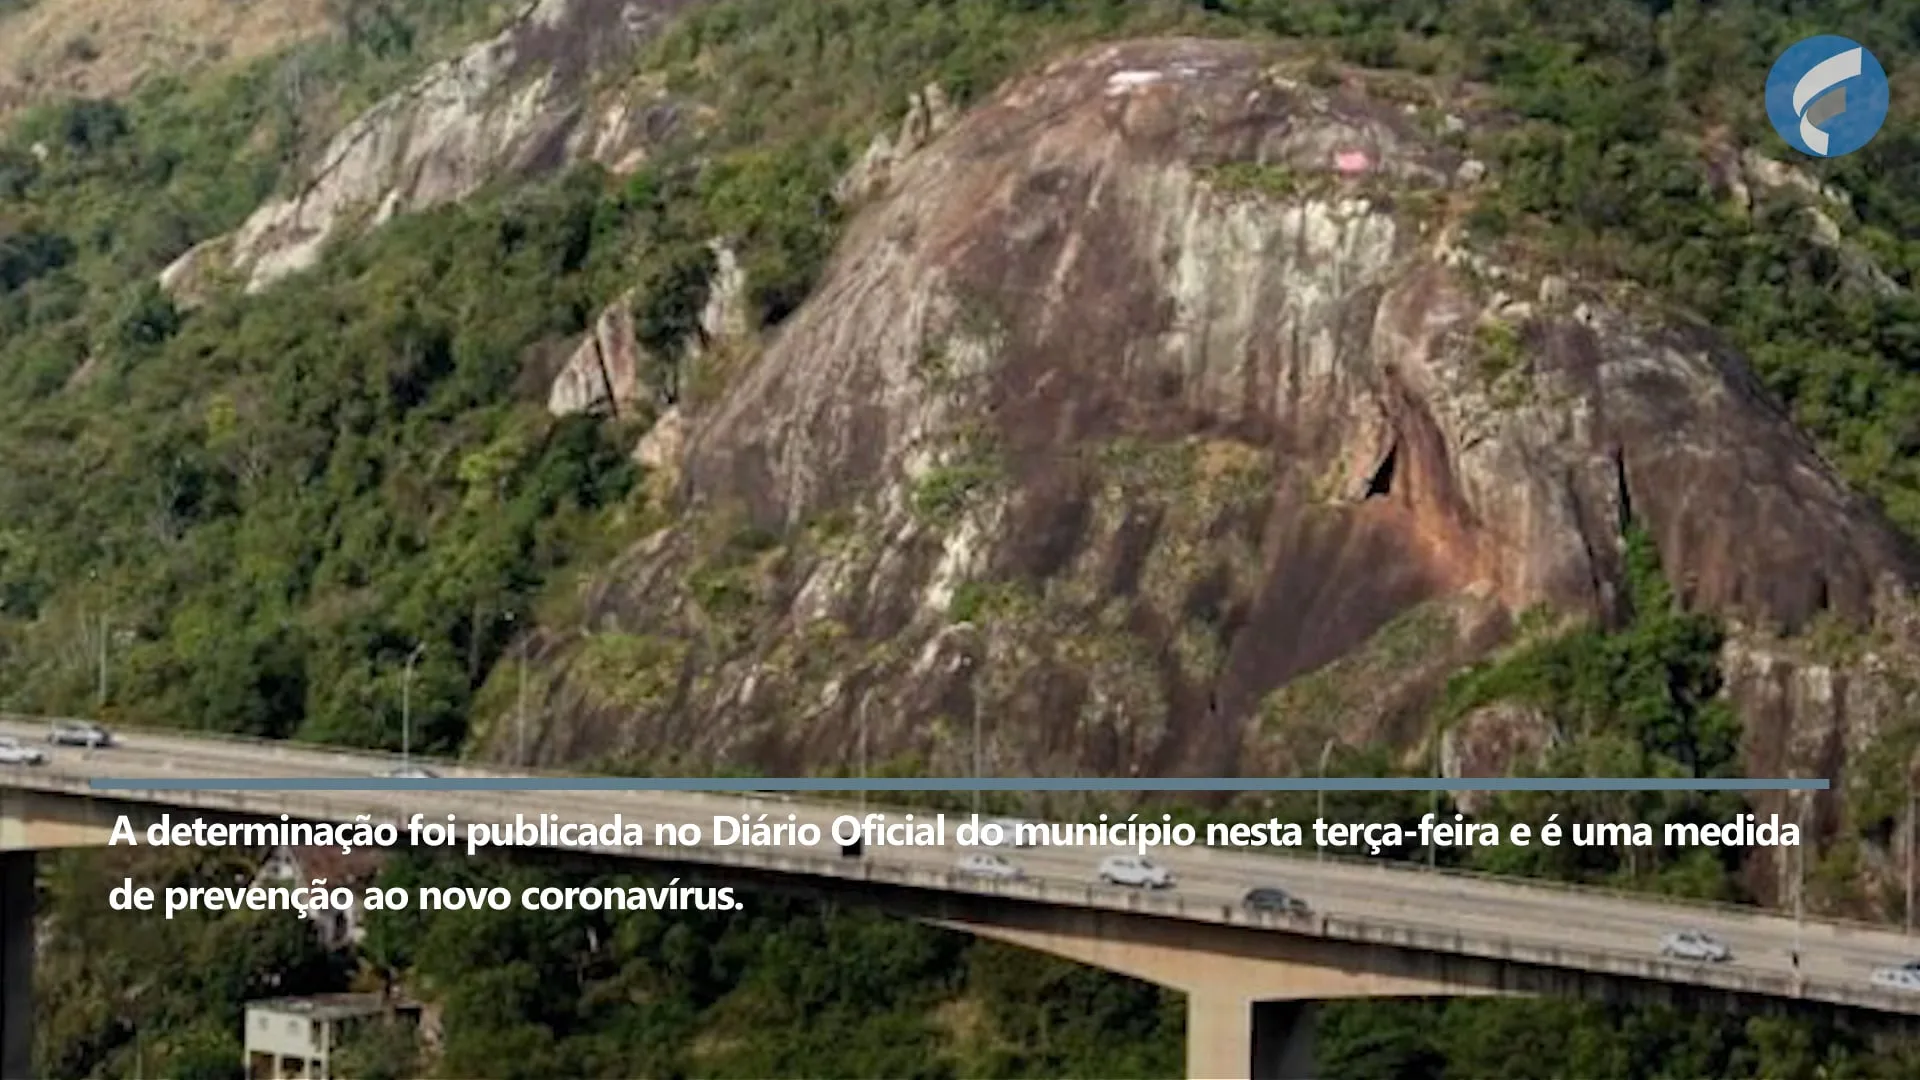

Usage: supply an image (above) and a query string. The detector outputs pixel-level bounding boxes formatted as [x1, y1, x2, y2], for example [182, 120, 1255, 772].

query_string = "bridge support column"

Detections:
[1252, 1001, 1315, 1079]
[1187, 989, 1251, 1079]
[2, 850, 32, 1080]
[1187, 993, 1316, 1080]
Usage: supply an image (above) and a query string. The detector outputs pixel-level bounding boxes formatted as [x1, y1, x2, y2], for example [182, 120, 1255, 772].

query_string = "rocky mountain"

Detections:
[161, 0, 702, 297]
[500, 38, 1920, 832]
[116, 0, 1920, 827]
[0, 0, 332, 123]
[41, 0, 1916, 869]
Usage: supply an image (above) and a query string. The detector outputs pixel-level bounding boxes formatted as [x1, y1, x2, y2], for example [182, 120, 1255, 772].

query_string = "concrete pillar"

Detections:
[1186, 993, 1318, 1080]
[2, 850, 33, 1080]
[1251, 1001, 1316, 1080]
[1187, 990, 1252, 1079]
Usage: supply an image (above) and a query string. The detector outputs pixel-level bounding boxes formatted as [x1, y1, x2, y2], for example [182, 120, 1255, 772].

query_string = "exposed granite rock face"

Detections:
[685, 38, 1916, 631]
[697, 242, 750, 345]
[1719, 614, 1920, 908]
[523, 39, 1920, 797]
[1737, 149, 1852, 210]
[1704, 144, 1901, 299]
[547, 240, 751, 418]
[832, 84, 958, 206]
[161, 0, 703, 295]
[0, 0, 331, 126]
[635, 406, 688, 472]
[548, 288, 644, 418]
[1443, 702, 1555, 816]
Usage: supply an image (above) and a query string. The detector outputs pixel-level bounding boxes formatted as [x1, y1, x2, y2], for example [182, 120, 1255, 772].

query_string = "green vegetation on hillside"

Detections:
[1320, 996, 1920, 1080]
[39, 847, 1184, 1080]
[0, 168, 655, 747]
[364, 851, 1182, 1079]
[1447, 526, 1747, 893]
[37, 848, 349, 1080]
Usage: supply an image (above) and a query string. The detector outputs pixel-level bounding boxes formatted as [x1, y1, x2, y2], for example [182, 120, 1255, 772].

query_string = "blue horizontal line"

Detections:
[87, 776, 1831, 793]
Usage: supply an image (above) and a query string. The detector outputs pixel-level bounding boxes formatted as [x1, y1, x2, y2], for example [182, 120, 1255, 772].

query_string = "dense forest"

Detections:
[8, 0, 1920, 1075]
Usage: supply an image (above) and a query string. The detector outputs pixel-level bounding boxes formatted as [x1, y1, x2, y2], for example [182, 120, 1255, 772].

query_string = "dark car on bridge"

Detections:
[1242, 887, 1310, 915]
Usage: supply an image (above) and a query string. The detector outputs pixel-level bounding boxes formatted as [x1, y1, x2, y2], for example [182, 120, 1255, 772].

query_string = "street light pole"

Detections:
[96, 613, 109, 712]
[1317, 737, 1336, 863]
[971, 691, 982, 816]
[858, 695, 869, 815]
[1795, 789, 1810, 984]
[402, 644, 425, 770]
[1908, 791, 1916, 936]
[516, 638, 528, 769]
[1428, 732, 1441, 870]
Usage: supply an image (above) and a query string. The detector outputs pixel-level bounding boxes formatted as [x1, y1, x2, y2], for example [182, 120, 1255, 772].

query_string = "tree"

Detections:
[111, 281, 183, 352]
[0, 226, 72, 292]
[633, 243, 717, 404]
[161, 1025, 245, 1080]
[330, 1018, 420, 1080]
[53, 99, 130, 153]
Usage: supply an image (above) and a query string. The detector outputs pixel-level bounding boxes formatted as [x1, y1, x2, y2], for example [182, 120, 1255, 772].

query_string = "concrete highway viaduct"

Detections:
[6, 724, 1920, 1079]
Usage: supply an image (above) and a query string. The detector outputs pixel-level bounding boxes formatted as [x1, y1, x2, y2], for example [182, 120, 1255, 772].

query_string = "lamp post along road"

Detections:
[402, 644, 426, 770]
[1896, 791, 1912, 933]
[516, 639, 528, 769]
[1428, 731, 1442, 870]
[858, 696, 870, 815]
[971, 693, 981, 816]
[1794, 787, 1811, 994]
[1316, 737, 1336, 863]
[96, 614, 109, 711]
[1795, 829, 1805, 936]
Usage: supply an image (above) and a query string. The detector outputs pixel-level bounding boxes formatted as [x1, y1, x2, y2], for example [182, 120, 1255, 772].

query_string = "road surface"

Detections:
[4, 716, 1919, 1015]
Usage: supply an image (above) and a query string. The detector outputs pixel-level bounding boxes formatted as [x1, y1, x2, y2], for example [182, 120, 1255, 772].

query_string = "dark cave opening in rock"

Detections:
[1364, 441, 1398, 499]
[1612, 445, 1633, 529]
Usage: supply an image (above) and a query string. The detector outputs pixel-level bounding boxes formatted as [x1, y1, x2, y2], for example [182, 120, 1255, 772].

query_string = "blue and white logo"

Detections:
[1765, 36, 1889, 158]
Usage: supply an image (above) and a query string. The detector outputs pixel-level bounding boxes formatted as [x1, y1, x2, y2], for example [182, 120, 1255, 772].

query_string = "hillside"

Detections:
[0, 0, 331, 121]
[10, 0, 1920, 1075]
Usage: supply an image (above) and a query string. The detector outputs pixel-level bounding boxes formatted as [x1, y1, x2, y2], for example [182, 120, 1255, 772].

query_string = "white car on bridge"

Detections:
[1871, 961, 1920, 993]
[954, 852, 1024, 881]
[48, 720, 112, 748]
[1658, 929, 1731, 962]
[0, 737, 48, 765]
[989, 817, 1038, 848]
[1097, 853, 1174, 889]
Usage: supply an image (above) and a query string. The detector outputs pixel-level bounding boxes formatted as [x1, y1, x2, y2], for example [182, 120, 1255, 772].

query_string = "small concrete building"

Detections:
[243, 994, 418, 1079]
